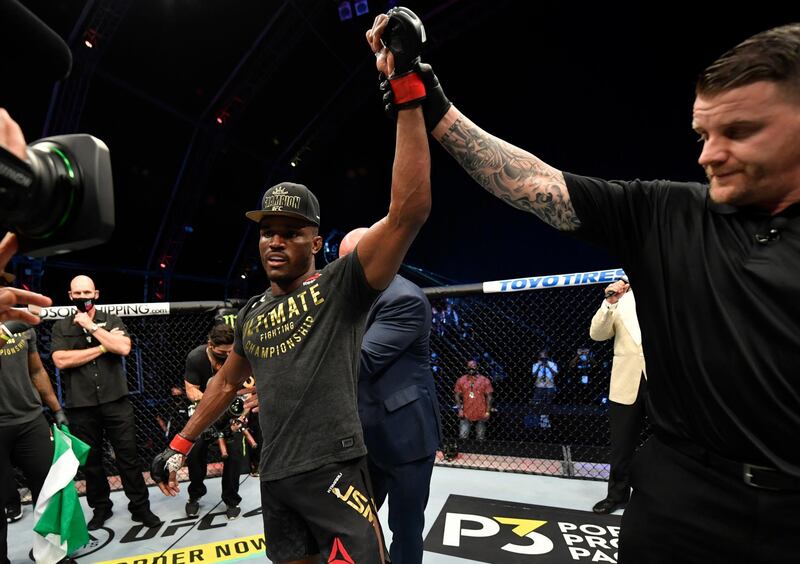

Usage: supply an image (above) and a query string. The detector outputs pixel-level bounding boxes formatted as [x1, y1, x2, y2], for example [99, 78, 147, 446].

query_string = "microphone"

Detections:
[754, 216, 788, 245]
[0, 0, 73, 82]
[604, 275, 629, 299]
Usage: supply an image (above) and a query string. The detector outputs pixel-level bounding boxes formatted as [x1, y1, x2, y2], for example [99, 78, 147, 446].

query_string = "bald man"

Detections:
[340, 229, 441, 564]
[51, 276, 161, 530]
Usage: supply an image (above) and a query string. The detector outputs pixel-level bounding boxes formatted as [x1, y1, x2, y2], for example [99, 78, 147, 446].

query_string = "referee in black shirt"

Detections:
[411, 20, 800, 564]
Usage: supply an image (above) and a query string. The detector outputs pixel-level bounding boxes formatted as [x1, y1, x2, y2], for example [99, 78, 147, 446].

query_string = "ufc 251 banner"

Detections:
[424, 495, 622, 563]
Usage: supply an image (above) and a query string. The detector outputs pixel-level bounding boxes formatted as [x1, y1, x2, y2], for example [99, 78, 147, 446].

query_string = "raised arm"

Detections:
[431, 107, 579, 231]
[368, 8, 580, 232]
[356, 13, 431, 291]
[355, 109, 430, 291]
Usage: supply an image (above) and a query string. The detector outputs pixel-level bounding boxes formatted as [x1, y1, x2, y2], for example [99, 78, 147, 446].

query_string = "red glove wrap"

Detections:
[389, 71, 426, 105]
[170, 434, 194, 455]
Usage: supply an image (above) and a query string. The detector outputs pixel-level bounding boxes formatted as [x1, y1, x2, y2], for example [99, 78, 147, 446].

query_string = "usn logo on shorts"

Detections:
[327, 471, 376, 524]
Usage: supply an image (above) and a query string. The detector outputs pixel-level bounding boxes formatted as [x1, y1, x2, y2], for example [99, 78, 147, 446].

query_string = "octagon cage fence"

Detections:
[21, 266, 648, 498]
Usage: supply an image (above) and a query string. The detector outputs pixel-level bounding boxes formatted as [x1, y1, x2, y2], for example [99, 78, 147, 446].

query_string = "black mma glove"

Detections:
[151, 434, 193, 485]
[378, 7, 451, 130]
[380, 63, 452, 131]
[54, 409, 69, 429]
[379, 6, 427, 110]
[382, 6, 425, 74]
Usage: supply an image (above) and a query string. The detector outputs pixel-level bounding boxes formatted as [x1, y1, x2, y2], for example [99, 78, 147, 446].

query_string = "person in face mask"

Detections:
[51, 275, 162, 530]
[182, 323, 244, 521]
[454, 360, 493, 441]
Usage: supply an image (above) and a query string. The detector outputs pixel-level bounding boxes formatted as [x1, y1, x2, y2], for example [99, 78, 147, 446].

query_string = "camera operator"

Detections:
[0, 110, 53, 325]
[182, 324, 244, 521]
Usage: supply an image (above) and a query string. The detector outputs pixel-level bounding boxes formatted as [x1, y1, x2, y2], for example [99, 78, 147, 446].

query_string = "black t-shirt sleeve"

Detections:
[49, 319, 69, 352]
[564, 172, 708, 267]
[104, 314, 129, 337]
[564, 172, 662, 262]
[345, 247, 381, 310]
[184, 348, 206, 388]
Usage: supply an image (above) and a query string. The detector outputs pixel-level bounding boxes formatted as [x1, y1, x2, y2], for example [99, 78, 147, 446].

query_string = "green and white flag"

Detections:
[33, 424, 91, 564]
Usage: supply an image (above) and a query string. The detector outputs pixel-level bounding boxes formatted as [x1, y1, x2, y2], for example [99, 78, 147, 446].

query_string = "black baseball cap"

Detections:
[245, 182, 321, 226]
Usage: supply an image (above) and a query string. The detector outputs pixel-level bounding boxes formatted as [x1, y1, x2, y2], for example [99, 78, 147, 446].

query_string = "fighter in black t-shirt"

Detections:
[381, 15, 800, 564]
[152, 11, 433, 563]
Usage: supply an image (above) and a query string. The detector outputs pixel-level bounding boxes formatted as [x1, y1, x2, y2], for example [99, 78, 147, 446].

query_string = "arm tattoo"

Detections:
[439, 117, 581, 231]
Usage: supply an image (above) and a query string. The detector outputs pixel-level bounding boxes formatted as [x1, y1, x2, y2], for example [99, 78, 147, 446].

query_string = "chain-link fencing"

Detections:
[34, 302, 247, 496]
[18, 267, 647, 500]
[424, 269, 650, 480]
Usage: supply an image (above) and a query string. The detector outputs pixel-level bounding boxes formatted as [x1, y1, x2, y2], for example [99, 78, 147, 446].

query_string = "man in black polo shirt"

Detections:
[51, 275, 161, 530]
[389, 16, 799, 563]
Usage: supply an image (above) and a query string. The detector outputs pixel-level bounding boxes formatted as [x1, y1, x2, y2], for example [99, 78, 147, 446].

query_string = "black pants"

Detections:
[607, 375, 647, 502]
[5, 478, 20, 509]
[620, 436, 800, 563]
[0, 415, 54, 564]
[68, 396, 150, 515]
[186, 433, 244, 507]
[368, 453, 435, 564]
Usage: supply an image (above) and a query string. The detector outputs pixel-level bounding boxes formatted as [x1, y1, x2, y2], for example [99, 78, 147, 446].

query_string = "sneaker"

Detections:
[225, 505, 241, 520]
[131, 509, 163, 528]
[5, 504, 22, 523]
[185, 499, 200, 518]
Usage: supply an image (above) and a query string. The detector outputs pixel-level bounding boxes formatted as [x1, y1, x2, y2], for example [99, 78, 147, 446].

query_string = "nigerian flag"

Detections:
[33, 424, 91, 564]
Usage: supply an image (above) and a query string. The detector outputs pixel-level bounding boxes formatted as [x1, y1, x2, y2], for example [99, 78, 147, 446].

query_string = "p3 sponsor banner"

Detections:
[424, 495, 621, 563]
[483, 269, 626, 294]
[40, 302, 171, 320]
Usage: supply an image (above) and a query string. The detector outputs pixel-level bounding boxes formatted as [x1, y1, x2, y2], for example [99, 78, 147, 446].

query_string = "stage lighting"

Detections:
[338, 1, 352, 21]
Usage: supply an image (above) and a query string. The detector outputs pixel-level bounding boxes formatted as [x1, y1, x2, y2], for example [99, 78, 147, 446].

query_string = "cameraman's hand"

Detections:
[0, 108, 27, 160]
[0, 233, 52, 324]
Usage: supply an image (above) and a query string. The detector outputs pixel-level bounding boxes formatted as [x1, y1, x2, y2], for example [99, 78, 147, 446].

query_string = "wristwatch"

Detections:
[89, 323, 99, 334]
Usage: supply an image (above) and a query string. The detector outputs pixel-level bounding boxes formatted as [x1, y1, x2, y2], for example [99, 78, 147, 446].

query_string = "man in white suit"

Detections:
[589, 277, 647, 514]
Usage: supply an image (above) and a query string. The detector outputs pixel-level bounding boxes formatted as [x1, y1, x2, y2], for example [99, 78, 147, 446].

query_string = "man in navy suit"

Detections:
[339, 228, 442, 564]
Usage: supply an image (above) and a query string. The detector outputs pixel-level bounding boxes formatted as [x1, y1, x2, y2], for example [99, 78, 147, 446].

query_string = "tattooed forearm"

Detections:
[438, 116, 581, 231]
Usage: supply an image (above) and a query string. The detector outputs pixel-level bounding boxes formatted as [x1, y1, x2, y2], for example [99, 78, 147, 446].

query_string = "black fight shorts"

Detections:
[261, 456, 384, 563]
